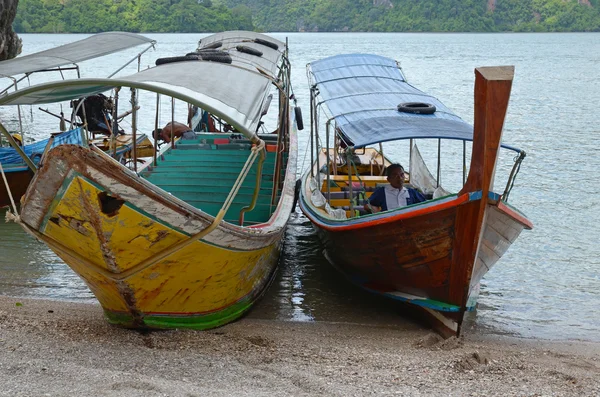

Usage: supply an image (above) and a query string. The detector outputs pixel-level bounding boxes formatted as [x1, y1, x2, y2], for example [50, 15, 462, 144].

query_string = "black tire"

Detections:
[202, 41, 222, 49]
[198, 50, 232, 64]
[186, 50, 233, 64]
[156, 55, 199, 66]
[186, 49, 225, 56]
[397, 102, 436, 115]
[294, 106, 304, 131]
[236, 45, 263, 57]
[254, 38, 279, 50]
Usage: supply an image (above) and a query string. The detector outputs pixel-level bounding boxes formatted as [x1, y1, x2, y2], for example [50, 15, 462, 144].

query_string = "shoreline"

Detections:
[1, 296, 599, 396]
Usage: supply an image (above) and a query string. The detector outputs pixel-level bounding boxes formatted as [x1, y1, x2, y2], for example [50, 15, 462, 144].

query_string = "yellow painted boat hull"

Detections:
[19, 140, 297, 329]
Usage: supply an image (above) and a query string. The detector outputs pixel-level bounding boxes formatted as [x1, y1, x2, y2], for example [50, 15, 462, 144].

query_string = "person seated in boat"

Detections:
[364, 163, 426, 214]
[153, 121, 196, 144]
[71, 94, 118, 136]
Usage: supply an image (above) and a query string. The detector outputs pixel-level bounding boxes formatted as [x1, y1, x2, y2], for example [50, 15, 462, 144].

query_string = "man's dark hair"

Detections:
[153, 128, 163, 141]
[385, 163, 405, 177]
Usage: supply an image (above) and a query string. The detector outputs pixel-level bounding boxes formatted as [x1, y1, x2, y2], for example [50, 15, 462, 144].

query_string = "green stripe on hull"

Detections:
[102, 261, 281, 331]
[103, 297, 255, 330]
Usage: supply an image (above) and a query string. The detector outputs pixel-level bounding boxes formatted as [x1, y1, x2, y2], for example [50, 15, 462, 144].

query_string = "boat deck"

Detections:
[140, 134, 285, 225]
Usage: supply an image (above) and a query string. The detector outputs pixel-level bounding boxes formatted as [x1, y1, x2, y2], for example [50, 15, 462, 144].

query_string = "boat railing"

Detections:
[239, 142, 266, 225]
[502, 150, 526, 203]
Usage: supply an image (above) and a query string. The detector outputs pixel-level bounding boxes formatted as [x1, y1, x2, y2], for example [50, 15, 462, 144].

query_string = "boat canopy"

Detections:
[0, 127, 84, 165]
[0, 60, 273, 141]
[197, 31, 285, 79]
[0, 32, 155, 78]
[308, 54, 519, 152]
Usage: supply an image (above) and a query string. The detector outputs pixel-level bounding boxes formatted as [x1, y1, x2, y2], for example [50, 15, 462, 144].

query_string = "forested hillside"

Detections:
[224, 0, 600, 32]
[13, 0, 253, 33]
[13, 0, 600, 33]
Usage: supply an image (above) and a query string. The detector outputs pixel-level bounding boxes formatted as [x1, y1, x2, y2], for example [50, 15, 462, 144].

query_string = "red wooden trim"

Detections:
[497, 201, 533, 229]
[304, 193, 471, 232]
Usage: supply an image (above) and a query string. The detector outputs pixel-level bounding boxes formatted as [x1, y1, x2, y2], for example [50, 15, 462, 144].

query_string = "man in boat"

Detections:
[71, 94, 117, 136]
[364, 163, 426, 213]
[153, 121, 196, 144]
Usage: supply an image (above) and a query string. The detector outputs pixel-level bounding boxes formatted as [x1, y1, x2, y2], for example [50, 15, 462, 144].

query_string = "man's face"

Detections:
[387, 168, 405, 189]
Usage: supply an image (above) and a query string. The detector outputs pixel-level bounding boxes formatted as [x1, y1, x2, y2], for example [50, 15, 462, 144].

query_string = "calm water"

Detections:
[1, 33, 599, 341]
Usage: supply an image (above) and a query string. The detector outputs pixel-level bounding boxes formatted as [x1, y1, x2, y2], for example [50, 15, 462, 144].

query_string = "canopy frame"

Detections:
[308, 54, 521, 153]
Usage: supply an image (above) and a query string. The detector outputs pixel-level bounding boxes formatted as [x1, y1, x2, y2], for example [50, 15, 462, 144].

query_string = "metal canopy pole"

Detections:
[111, 87, 120, 158]
[437, 138, 441, 188]
[309, 87, 315, 178]
[171, 97, 175, 149]
[314, 91, 321, 190]
[131, 88, 138, 172]
[0, 122, 36, 172]
[153, 94, 159, 166]
[463, 140, 466, 186]
[325, 120, 331, 204]
[333, 132, 338, 176]
[409, 139, 413, 173]
[107, 42, 156, 78]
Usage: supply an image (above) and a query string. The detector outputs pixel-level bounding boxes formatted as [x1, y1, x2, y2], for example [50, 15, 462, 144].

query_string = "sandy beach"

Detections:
[1, 296, 599, 396]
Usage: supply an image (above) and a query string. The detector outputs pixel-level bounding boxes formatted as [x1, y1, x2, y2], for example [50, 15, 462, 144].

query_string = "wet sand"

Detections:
[1, 296, 599, 396]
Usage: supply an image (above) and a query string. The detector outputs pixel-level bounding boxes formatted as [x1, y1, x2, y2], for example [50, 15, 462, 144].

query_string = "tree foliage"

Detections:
[13, 0, 600, 33]
[13, 0, 253, 33]
[225, 0, 600, 32]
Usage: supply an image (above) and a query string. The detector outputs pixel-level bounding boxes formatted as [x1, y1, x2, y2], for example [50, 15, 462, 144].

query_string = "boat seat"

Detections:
[341, 186, 377, 192]
[176, 143, 213, 150]
[217, 143, 251, 150]
[323, 191, 373, 200]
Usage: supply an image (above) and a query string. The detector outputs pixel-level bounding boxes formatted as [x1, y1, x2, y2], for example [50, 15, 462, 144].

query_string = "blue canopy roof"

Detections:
[0, 127, 84, 167]
[308, 54, 519, 151]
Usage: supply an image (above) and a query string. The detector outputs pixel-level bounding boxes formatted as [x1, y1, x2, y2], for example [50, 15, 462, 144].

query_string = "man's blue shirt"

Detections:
[367, 186, 426, 211]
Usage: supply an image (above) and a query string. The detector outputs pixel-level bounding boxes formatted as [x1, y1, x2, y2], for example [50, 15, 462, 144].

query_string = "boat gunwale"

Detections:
[300, 171, 532, 232]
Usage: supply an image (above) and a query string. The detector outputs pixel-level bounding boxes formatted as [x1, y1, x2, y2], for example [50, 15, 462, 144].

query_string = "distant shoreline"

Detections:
[13, 30, 600, 35]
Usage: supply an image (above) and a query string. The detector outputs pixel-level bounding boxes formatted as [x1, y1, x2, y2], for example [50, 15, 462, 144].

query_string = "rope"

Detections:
[0, 161, 20, 223]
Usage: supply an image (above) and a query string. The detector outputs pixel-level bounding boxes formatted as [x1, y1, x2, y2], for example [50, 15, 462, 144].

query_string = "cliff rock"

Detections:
[0, 0, 22, 61]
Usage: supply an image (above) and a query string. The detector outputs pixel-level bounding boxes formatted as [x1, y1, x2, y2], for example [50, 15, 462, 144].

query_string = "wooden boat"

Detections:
[0, 31, 298, 330]
[0, 32, 156, 208]
[299, 54, 533, 337]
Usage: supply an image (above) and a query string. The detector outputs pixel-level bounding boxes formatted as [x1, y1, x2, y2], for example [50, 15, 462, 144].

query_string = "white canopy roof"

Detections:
[0, 60, 274, 142]
[0, 32, 155, 78]
[197, 31, 285, 79]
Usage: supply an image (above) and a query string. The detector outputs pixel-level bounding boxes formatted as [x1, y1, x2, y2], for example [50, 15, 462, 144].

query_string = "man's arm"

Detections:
[408, 188, 427, 204]
[364, 187, 384, 213]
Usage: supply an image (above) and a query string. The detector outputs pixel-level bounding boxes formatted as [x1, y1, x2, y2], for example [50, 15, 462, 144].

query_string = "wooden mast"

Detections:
[448, 66, 515, 335]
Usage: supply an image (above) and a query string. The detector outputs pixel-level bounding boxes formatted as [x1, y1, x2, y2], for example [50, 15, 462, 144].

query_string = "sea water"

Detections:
[1, 32, 598, 341]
